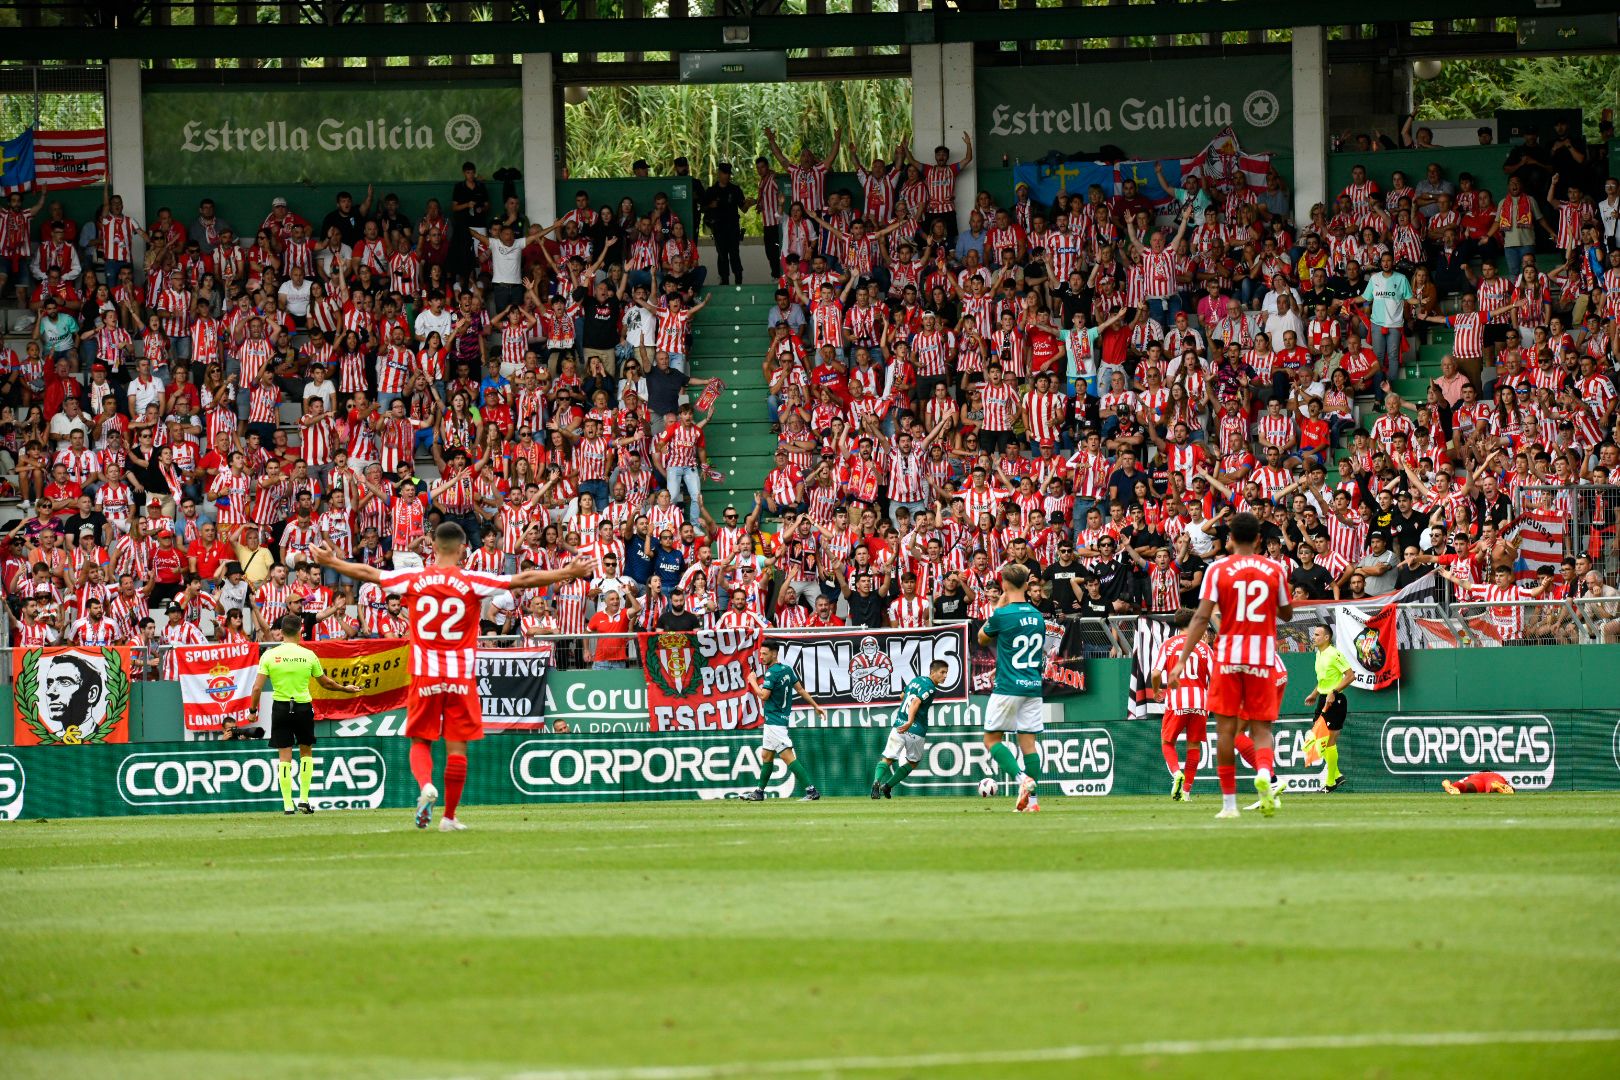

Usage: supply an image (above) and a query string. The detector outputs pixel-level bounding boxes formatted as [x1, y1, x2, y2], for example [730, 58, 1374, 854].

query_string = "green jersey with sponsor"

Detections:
[892, 676, 940, 738]
[261, 642, 324, 704]
[760, 662, 797, 726]
[982, 602, 1046, 698]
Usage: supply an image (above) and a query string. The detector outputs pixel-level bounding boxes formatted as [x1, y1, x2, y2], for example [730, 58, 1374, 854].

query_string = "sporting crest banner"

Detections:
[11, 646, 133, 745]
[307, 639, 412, 720]
[1334, 603, 1401, 690]
[175, 641, 258, 732]
[641, 627, 765, 732]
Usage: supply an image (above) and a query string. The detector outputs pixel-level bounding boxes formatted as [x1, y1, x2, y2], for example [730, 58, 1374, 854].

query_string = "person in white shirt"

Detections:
[476, 222, 528, 316]
[412, 291, 455, 342]
[276, 264, 314, 325]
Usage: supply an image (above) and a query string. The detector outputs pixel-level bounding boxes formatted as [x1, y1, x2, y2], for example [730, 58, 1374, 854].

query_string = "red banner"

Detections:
[11, 646, 133, 745]
[640, 627, 763, 731]
[306, 639, 412, 720]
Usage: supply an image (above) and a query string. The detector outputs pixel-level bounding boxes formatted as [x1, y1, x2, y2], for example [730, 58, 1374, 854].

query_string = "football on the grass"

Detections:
[977, 777, 998, 797]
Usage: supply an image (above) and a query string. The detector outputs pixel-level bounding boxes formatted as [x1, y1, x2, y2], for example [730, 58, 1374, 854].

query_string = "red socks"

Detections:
[444, 754, 468, 819]
[1234, 734, 1257, 767]
[1183, 746, 1200, 791]
[1256, 747, 1275, 779]
[409, 740, 434, 789]
[1161, 743, 1182, 775]
[1217, 764, 1237, 796]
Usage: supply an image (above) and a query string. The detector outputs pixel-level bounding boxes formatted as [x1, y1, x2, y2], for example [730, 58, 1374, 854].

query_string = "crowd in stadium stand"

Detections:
[0, 122, 1618, 676]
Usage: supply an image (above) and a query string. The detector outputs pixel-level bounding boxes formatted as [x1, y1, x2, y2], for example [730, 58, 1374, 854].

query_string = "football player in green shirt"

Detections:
[977, 562, 1048, 812]
[871, 658, 950, 799]
[250, 615, 364, 815]
[1302, 624, 1354, 792]
[741, 639, 828, 802]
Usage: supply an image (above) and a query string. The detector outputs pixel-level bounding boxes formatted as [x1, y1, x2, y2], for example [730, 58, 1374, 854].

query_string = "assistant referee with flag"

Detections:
[1302, 624, 1354, 793]
[250, 615, 363, 815]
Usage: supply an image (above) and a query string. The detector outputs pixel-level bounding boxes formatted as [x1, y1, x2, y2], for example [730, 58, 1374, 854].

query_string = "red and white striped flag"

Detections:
[1, 129, 108, 194]
[35, 129, 107, 189]
[1513, 507, 1567, 581]
[175, 641, 259, 732]
[1180, 126, 1271, 194]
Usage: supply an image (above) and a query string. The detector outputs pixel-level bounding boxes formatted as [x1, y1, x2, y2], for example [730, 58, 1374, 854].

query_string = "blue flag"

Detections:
[1114, 158, 1182, 205]
[1013, 161, 1115, 208]
[1, 128, 36, 191]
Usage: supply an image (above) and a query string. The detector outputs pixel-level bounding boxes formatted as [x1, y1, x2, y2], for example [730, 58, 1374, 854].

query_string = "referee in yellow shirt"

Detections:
[250, 615, 363, 815]
[1302, 624, 1354, 792]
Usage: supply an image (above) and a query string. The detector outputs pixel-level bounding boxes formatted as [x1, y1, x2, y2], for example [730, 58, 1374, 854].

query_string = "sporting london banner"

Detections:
[3, 711, 1617, 819]
[306, 639, 411, 721]
[976, 56, 1291, 164]
[175, 641, 258, 732]
[141, 83, 523, 186]
[11, 646, 133, 745]
[641, 627, 765, 732]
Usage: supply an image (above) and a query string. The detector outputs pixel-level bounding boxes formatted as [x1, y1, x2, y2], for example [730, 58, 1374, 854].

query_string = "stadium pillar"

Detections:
[1290, 26, 1328, 225]
[910, 43, 978, 233]
[105, 58, 147, 264]
[521, 52, 559, 228]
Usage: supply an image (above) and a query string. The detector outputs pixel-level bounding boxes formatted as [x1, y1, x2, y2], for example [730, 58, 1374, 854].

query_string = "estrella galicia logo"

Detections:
[1242, 89, 1280, 127]
[0, 753, 24, 820]
[117, 748, 386, 809]
[443, 113, 482, 152]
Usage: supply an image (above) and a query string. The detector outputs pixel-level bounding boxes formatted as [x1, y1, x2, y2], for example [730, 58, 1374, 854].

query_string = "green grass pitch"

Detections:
[2, 793, 1617, 1079]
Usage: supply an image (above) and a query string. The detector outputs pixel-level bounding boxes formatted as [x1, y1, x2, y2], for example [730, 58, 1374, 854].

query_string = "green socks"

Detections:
[277, 760, 294, 810]
[298, 756, 313, 803]
[889, 763, 915, 789]
[1022, 751, 1042, 783]
[1324, 743, 1341, 782]
[990, 742, 1022, 780]
[873, 761, 893, 787]
[788, 759, 815, 790]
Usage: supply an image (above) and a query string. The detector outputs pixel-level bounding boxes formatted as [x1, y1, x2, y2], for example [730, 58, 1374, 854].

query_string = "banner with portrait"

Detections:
[12, 646, 134, 745]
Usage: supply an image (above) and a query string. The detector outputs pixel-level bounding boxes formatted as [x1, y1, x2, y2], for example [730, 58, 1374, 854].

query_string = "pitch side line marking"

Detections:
[442, 1028, 1620, 1080]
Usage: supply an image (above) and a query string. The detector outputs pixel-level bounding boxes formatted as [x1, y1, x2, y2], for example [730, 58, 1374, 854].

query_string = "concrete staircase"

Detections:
[686, 283, 778, 520]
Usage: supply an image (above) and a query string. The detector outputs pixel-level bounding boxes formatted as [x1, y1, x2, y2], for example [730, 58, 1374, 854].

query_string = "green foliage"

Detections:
[1413, 56, 1620, 139]
[564, 78, 912, 179]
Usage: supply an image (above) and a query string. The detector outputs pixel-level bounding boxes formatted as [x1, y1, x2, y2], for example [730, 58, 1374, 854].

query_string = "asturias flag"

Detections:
[1, 128, 36, 193]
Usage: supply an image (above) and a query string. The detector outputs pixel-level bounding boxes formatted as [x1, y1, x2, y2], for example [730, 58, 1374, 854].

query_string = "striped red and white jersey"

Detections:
[379, 564, 514, 681]
[1140, 249, 1178, 298]
[856, 166, 900, 222]
[886, 595, 930, 628]
[1154, 633, 1214, 715]
[981, 381, 1019, 430]
[300, 415, 337, 465]
[1466, 582, 1534, 640]
[1198, 554, 1289, 670]
[100, 213, 135, 261]
[922, 162, 960, 214]
[654, 307, 693, 354]
[657, 422, 703, 470]
[1326, 514, 1368, 567]
[756, 171, 783, 226]
[787, 163, 830, 212]
[716, 608, 769, 632]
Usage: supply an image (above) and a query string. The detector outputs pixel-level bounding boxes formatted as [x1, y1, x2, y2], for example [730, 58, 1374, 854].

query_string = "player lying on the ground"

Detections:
[312, 527, 593, 831]
[871, 658, 950, 799]
[1442, 772, 1515, 794]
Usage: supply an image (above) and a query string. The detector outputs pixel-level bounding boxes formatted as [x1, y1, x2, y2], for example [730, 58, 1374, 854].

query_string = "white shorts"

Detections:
[760, 724, 794, 753]
[882, 729, 926, 765]
[983, 694, 1044, 734]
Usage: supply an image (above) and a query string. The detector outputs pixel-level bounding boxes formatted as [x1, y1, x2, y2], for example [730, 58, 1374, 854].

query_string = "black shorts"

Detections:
[1313, 693, 1348, 732]
[269, 700, 317, 748]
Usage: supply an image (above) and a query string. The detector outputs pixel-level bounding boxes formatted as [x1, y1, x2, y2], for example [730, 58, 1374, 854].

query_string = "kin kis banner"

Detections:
[2, 712, 1617, 819]
[639, 625, 972, 732]
[142, 82, 523, 186]
[976, 56, 1291, 164]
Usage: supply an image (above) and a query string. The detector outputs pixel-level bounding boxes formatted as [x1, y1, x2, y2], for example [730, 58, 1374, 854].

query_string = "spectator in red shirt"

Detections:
[586, 590, 640, 669]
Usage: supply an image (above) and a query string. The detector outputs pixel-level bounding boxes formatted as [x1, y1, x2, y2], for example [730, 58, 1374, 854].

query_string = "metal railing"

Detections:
[1109, 596, 1620, 656]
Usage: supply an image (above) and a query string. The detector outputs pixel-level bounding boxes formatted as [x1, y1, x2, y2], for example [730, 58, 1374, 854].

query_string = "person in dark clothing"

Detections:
[321, 187, 373, 247]
[705, 163, 748, 286]
[655, 588, 702, 630]
[1042, 541, 1089, 615]
[834, 564, 886, 628]
[448, 161, 490, 287]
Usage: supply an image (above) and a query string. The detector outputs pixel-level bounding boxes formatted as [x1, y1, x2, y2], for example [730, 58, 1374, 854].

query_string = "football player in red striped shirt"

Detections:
[314, 525, 592, 831]
[1153, 611, 1216, 802]
[1168, 511, 1292, 819]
